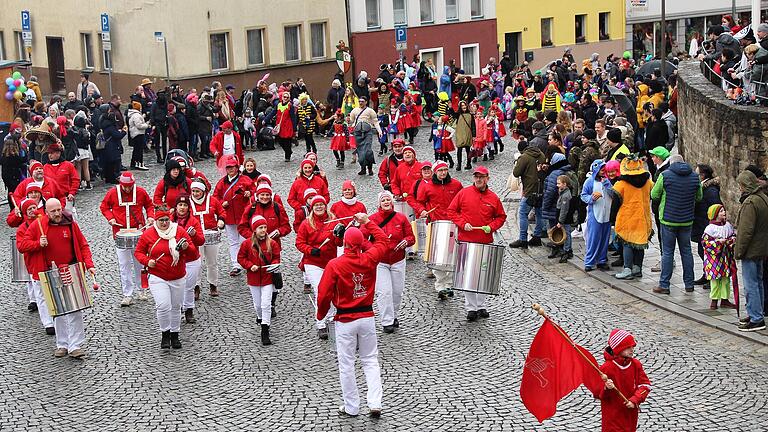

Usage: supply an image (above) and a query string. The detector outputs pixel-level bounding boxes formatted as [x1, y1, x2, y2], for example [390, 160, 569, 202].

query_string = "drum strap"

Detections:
[377, 212, 397, 228]
[336, 305, 373, 315]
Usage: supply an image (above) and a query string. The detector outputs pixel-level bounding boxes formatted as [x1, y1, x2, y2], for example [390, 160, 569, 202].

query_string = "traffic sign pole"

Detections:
[101, 14, 113, 95]
[395, 26, 407, 71]
[21, 10, 32, 63]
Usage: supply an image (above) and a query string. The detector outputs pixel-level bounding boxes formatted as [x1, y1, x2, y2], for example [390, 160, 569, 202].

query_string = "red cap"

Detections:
[221, 120, 233, 129]
[421, 161, 433, 170]
[344, 227, 364, 248]
[473, 165, 489, 176]
[119, 172, 136, 185]
[250, 215, 267, 230]
[392, 138, 405, 147]
[28, 160, 43, 175]
[223, 154, 239, 167]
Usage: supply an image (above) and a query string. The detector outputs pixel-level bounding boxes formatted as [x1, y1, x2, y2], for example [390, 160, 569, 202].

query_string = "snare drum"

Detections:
[39, 262, 93, 317]
[424, 221, 459, 271]
[11, 235, 30, 282]
[204, 229, 222, 245]
[411, 219, 428, 255]
[452, 242, 505, 295]
[115, 229, 142, 250]
[393, 200, 415, 222]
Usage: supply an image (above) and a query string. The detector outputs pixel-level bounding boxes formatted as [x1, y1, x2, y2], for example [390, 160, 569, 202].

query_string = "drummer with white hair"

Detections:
[189, 179, 226, 301]
[447, 166, 507, 322]
[99, 172, 155, 306]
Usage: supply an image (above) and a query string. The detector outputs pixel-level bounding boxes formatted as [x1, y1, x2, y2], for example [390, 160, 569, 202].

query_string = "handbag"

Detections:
[95, 131, 106, 150]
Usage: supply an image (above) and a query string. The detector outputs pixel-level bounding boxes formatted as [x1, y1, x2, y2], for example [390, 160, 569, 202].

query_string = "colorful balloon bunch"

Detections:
[4, 71, 28, 101]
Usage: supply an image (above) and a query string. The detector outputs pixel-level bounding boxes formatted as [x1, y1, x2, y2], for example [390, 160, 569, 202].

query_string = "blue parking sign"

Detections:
[101, 14, 110, 33]
[395, 26, 407, 43]
[21, 11, 30, 31]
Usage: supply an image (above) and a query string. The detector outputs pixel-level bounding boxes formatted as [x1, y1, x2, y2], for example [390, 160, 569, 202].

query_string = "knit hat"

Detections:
[257, 174, 272, 185]
[119, 172, 136, 185]
[421, 161, 433, 170]
[28, 160, 43, 175]
[344, 227, 364, 248]
[190, 180, 207, 191]
[532, 121, 545, 131]
[378, 190, 394, 204]
[303, 188, 318, 200]
[26, 182, 43, 195]
[256, 183, 273, 196]
[342, 180, 356, 195]
[165, 158, 183, 172]
[583, 129, 597, 140]
[707, 204, 724, 222]
[221, 120, 233, 130]
[309, 195, 327, 207]
[606, 128, 622, 144]
[608, 329, 636, 354]
[171, 155, 187, 168]
[433, 161, 449, 171]
[250, 215, 267, 230]
[402, 146, 416, 156]
[20, 198, 37, 216]
[175, 194, 190, 206]
[648, 147, 670, 160]
[301, 158, 316, 169]
[758, 23, 768, 34]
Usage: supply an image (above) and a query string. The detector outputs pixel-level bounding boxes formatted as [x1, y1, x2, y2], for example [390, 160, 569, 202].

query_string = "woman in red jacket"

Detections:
[209, 120, 243, 167]
[190, 180, 226, 300]
[330, 180, 367, 256]
[213, 154, 254, 277]
[293, 187, 317, 295]
[237, 183, 291, 243]
[238, 215, 281, 346]
[369, 191, 415, 333]
[171, 195, 205, 324]
[153, 159, 192, 208]
[287, 158, 330, 212]
[295, 195, 341, 339]
[134, 206, 196, 350]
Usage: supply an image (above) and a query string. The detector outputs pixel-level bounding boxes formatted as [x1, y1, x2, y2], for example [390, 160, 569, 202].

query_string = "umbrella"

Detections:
[606, 85, 638, 130]
[636, 60, 677, 79]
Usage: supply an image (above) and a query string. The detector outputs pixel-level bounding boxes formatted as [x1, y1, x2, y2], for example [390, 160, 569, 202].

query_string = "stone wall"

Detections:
[677, 60, 768, 212]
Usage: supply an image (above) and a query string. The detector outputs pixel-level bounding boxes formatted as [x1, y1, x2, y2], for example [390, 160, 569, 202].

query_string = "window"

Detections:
[14, 31, 26, 61]
[446, 0, 458, 21]
[246, 28, 265, 66]
[100, 36, 112, 70]
[599, 12, 610, 40]
[210, 32, 229, 70]
[366, 0, 380, 29]
[0, 31, 5, 61]
[310, 22, 326, 59]
[460, 44, 479, 77]
[470, 0, 483, 18]
[420, 0, 433, 24]
[284, 25, 301, 62]
[81, 33, 94, 69]
[575, 14, 586, 43]
[393, 0, 407, 26]
[541, 18, 553, 47]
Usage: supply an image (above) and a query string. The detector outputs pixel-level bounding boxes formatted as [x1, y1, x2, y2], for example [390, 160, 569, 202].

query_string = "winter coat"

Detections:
[238, 237, 281, 286]
[43, 160, 80, 197]
[644, 119, 669, 152]
[513, 146, 546, 197]
[378, 154, 402, 189]
[287, 174, 330, 212]
[577, 140, 600, 186]
[613, 173, 654, 247]
[19, 214, 95, 280]
[99, 115, 126, 163]
[651, 162, 702, 226]
[542, 159, 573, 223]
[171, 213, 205, 261]
[735, 172, 768, 260]
[704, 32, 742, 62]
[327, 87, 345, 111]
[418, 174, 463, 222]
[391, 160, 422, 198]
[447, 185, 507, 244]
[100, 185, 154, 236]
[529, 128, 549, 153]
[190, 194, 226, 231]
[127, 109, 149, 138]
[368, 209, 415, 265]
[295, 213, 341, 269]
[153, 177, 192, 208]
[134, 224, 196, 281]
[237, 200, 291, 242]
[197, 101, 215, 136]
[212, 174, 254, 225]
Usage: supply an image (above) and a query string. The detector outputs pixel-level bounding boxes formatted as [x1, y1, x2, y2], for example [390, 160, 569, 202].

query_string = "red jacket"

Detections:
[190, 194, 226, 231]
[43, 161, 80, 196]
[317, 221, 388, 322]
[391, 159, 421, 198]
[405, 178, 431, 216]
[237, 200, 291, 241]
[295, 213, 341, 269]
[287, 174, 330, 211]
[447, 185, 507, 244]
[100, 186, 154, 237]
[13, 177, 62, 204]
[16, 215, 43, 275]
[238, 237, 281, 286]
[134, 224, 197, 281]
[212, 174, 254, 225]
[330, 199, 367, 223]
[293, 206, 310, 233]
[153, 178, 192, 208]
[418, 175, 463, 222]
[368, 209, 415, 264]
[209, 130, 243, 166]
[172, 212, 205, 261]
[597, 355, 651, 432]
[377, 154, 401, 188]
[18, 214, 95, 281]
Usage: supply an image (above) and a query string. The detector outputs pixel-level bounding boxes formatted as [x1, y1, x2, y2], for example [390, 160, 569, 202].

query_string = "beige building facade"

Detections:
[0, 0, 348, 99]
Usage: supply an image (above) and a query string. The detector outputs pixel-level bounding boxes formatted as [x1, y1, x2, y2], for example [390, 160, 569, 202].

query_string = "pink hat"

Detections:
[433, 161, 449, 171]
[421, 161, 433, 170]
[119, 172, 136, 185]
[250, 215, 267, 230]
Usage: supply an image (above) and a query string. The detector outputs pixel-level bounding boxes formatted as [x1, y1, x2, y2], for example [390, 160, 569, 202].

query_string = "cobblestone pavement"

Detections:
[1, 131, 767, 431]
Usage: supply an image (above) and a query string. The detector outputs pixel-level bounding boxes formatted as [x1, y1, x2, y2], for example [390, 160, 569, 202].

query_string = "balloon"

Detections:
[4, 91, 13, 101]
[11, 71, 22, 80]
[7, 84, 15, 92]
[13, 91, 22, 100]
[18, 85, 27, 93]
[13, 79, 21, 87]
[4, 78, 12, 86]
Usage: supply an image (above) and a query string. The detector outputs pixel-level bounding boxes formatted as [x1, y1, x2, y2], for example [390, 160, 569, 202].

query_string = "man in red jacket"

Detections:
[20, 199, 96, 359]
[377, 138, 405, 191]
[317, 213, 388, 418]
[209, 120, 243, 167]
[99, 172, 155, 306]
[447, 166, 507, 321]
[213, 154, 254, 278]
[43, 142, 80, 218]
[418, 161, 463, 299]
[13, 160, 61, 212]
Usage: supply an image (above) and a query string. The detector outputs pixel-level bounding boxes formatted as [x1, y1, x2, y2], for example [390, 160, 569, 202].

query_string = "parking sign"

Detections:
[21, 11, 31, 31]
[101, 14, 110, 33]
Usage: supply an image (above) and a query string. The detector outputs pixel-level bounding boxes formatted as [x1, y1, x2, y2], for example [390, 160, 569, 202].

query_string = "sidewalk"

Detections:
[499, 193, 768, 346]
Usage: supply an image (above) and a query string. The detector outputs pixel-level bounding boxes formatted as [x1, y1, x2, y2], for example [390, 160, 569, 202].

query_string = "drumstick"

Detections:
[319, 238, 331, 248]
[36, 215, 45, 236]
[324, 215, 355, 224]
[91, 273, 101, 291]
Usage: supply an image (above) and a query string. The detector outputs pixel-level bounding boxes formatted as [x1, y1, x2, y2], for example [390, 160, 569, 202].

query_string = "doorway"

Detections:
[504, 32, 521, 66]
[46, 37, 66, 94]
[419, 48, 444, 73]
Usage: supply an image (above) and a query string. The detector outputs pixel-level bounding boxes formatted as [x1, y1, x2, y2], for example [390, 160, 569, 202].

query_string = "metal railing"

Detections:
[698, 47, 768, 104]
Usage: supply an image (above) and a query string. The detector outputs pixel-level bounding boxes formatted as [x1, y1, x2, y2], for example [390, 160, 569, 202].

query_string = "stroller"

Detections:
[257, 126, 276, 151]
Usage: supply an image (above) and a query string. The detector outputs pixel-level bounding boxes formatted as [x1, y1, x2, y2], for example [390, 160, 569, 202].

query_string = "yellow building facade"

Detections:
[496, 0, 626, 69]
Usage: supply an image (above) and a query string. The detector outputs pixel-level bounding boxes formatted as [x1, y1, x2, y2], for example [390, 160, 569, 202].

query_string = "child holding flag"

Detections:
[599, 329, 651, 431]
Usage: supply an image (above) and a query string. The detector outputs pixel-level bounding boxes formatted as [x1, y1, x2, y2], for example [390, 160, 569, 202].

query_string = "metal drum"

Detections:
[393, 200, 415, 221]
[411, 219, 428, 255]
[11, 235, 30, 282]
[452, 242, 505, 296]
[39, 262, 93, 317]
[204, 229, 222, 245]
[115, 229, 142, 250]
[424, 221, 459, 271]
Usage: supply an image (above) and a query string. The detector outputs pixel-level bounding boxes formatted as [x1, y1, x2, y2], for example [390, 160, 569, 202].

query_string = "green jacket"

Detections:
[650, 171, 702, 227]
[513, 146, 546, 197]
[735, 171, 768, 260]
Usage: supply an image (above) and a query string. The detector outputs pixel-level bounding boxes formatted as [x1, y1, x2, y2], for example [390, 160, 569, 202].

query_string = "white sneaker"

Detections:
[120, 296, 133, 307]
[137, 290, 149, 301]
[571, 228, 583, 238]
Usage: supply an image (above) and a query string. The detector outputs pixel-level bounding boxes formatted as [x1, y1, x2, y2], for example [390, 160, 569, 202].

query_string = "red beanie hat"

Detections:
[250, 215, 267, 230]
[344, 226, 364, 248]
[119, 172, 136, 185]
[309, 195, 327, 207]
[221, 120, 233, 129]
[20, 198, 37, 216]
[303, 188, 318, 200]
[256, 183, 273, 196]
[28, 160, 43, 175]
[301, 158, 316, 169]
[223, 154, 239, 167]
[433, 160, 449, 171]
[608, 329, 636, 354]
[26, 182, 43, 195]
[342, 180, 356, 195]
[257, 174, 272, 186]
[402, 146, 416, 155]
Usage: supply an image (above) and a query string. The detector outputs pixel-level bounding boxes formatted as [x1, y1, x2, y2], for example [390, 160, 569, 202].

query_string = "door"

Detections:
[46, 37, 66, 95]
[505, 32, 521, 66]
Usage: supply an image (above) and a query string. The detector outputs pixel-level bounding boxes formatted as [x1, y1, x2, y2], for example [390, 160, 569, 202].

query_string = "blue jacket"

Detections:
[542, 155, 572, 223]
[652, 162, 702, 226]
[439, 66, 452, 95]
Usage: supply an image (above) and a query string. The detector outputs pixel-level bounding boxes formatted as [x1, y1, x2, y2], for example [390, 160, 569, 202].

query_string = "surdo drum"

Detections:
[452, 242, 505, 295]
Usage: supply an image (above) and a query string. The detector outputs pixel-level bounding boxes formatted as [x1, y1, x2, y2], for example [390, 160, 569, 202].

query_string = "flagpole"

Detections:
[532, 304, 630, 403]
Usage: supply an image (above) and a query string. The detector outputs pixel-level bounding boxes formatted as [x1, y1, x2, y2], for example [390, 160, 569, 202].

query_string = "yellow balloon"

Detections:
[13, 90, 22, 100]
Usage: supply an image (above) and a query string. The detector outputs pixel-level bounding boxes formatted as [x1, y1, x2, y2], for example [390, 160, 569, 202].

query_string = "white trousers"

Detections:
[335, 317, 383, 415]
[376, 259, 405, 326]
[433, 269, 454, 292]
[306, 264, 335, 329]
[224, 224, 244, 269]
[30, 280, 54, 328]
[183, 258, 202, 310]
[116, 247, 142, 296]
[65, 200, 78, 221]
[149, 275, 185, 332]
[54, 310, 85, 351]
[199, 243, 220, 286]
[464, 292, 487, 312]
[26, 280, 34, 302]
[249, 284, 274, 326]
[303, 271, 309, 285]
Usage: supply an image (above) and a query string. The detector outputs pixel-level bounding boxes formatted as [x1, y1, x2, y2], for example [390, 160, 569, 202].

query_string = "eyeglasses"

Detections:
[157, 218, 170, 223]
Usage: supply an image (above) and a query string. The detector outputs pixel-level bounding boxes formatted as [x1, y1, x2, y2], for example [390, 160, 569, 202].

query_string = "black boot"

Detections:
[367, 164, 374, 175]
[271, 291, 278, 317]
[261, 324, 272, 345]
[547, 246, 562, 259]
[447, 154, 455, 168]
[161, 330, 171, 349]
[170, 332, 182, 349]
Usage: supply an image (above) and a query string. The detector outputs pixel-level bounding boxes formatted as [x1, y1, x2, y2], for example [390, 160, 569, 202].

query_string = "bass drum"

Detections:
[452, 242, 505, 295]
[39, 262, 93, 317]
[424, 221, 458, 271]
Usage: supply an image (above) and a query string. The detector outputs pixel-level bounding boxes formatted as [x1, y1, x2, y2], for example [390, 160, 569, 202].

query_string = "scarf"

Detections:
[341, 197, 357, 206]
[277, 102, 290, 113]
[164, 172, 186, 188]
[155, 222, 180, 266]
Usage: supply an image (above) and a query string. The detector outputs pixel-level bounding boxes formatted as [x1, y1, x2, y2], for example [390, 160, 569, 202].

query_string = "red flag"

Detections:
[520, 318, 604, 423]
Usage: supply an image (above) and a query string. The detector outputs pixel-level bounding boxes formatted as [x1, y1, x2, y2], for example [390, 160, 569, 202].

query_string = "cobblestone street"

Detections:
[2, 132, 767, 431]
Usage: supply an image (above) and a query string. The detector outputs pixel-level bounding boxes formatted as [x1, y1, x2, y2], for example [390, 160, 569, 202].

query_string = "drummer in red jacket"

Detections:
[20, 199, 96, 359]
[417, 160, 463, 299]
[99, 172, 155, 306]
[317, 213, 389, 418]
[405, 161, 433, 218]
[190, 179, 226, 300]
[330, 180, 367, 256]
[369, 191, 415, 333]
[134, 205, 197, 350]
[7, 182, 59, 228]
[44, 142, 80, 217]
[287, 158, 330, 212]
[213, 154, 254, 278]
[13, 160, 61, 212]
[447, 165, 507, 321]
[237, 183, 291, 242]
[15, 198, 54, 333]
[377, 138, 405, 191]
[153, 158, 192, 208]
[390, 146, 421, 201]
[209, 120, 243, 167]
[172, 195, 206, 324]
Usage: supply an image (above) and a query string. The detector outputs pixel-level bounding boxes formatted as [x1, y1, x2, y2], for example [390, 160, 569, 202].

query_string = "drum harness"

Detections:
[116, 186, 138, 229]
